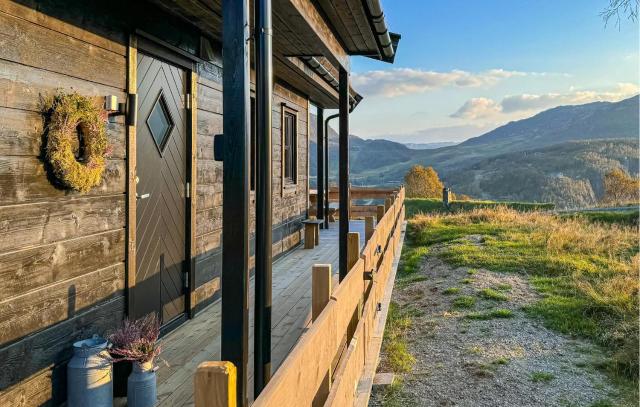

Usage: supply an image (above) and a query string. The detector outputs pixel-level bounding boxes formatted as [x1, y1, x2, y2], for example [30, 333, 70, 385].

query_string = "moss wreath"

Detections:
[44, 92, 110, 192]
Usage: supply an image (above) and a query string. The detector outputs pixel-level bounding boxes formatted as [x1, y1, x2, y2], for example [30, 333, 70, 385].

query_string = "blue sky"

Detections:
[348, 0, 639, 143]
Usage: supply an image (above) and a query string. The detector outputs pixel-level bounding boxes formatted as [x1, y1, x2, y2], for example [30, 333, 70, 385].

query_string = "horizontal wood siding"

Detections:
[0, 2, 314, 404]
[0, 2, 127, 405]
[192, 49, 311, 311]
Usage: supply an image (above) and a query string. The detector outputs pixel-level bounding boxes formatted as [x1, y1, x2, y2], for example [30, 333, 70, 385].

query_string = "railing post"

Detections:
[195, 362, 237, 407]
[347, 232, 360, 271]
[384, 197, 392, 212]
[312, 264, 332, 407]
[312, 264, 332, 321]
[365, 216, 375, 242]
[376, 205, 385, 223]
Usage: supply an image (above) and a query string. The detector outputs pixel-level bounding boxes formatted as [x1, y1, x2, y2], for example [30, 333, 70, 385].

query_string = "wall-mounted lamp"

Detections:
[104, 95, 128, 124]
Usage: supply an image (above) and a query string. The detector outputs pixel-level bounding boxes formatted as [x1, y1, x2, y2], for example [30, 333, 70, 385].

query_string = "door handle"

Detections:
[136, 193, 151, 200]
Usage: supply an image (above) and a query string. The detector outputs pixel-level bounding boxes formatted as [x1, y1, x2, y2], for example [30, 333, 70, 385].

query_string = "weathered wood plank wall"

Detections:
[0, 2, 127, 405]
[0, 1, 312, 404]
[193, 50, 311, 312]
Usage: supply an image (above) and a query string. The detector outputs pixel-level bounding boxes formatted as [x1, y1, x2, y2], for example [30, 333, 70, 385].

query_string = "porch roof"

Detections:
[151, 0, 397, 108]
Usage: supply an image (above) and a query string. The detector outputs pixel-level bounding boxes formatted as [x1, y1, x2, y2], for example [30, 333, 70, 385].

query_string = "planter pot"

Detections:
[127, 361, 157, 407]
[67, 335, 113, 407]
[112, 359, 132, 397]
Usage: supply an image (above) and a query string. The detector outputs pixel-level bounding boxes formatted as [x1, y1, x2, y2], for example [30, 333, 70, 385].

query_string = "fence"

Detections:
[195, 187, 405, 407]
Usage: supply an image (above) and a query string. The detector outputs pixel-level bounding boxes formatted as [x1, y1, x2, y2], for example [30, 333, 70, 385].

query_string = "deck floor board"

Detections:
[155, 220, 365, 406]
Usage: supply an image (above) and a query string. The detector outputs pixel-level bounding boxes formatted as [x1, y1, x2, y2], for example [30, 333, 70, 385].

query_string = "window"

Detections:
[282, 108, 297, 184]
[147, 92, 174, 154]
[250, 97, 256, 191]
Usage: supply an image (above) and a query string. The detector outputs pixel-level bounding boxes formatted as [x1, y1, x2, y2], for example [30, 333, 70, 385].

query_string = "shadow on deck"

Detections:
[155, 220, 366, 406]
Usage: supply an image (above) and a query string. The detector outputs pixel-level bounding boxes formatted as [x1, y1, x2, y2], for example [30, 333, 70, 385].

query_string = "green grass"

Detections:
[460, 278, 474, 284]
[452, 295, 476, 309]
[466, 308, 514, 320]
[492, 357, 510, 365]
[443, 287, 461, 295]
[397, 244, 429, 279]
[562, 209, 639, 226]
[530, 371, 555, 383]
[479, 288, 509, 301]
[589, 399, 615, 407]
[405, 198, 554, 219]
[496, 283, 512, 290]
[406, 206, 639, 399]
[382, 302, 416, 373]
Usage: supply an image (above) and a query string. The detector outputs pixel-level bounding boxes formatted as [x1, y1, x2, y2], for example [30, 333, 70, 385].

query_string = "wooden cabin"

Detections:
[0, 0, 401, 406]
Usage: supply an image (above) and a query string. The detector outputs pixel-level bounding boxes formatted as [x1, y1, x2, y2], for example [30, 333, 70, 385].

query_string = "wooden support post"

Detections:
[384, 197, 392, 212]
[317, 107, 325, 227]
[347, 232, 360, 272]
[338, 67, 350, 281]
[365, 216, 375, 242]
[376, 205, 385, 223]
[195, 362, 238, 407]
[221, 0, 251, 404]
[312, 264, 332, 407]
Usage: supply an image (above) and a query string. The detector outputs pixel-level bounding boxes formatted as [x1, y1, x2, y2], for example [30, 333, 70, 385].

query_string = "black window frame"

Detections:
[282, 106, 297, 186]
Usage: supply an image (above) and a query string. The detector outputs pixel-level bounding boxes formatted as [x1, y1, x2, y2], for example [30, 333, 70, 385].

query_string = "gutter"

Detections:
[363, 0, 400, 63]
[300, 56, 363, 111]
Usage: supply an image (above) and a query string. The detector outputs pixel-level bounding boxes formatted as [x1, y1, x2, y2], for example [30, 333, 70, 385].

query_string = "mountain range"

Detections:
[310, 95, 639, 208]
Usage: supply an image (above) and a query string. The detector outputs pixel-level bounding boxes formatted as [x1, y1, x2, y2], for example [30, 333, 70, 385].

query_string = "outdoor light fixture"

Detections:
[104, 95, 129, 123]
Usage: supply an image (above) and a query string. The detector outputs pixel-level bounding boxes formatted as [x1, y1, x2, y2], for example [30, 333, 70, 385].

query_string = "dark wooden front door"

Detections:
[134, 51, 188, 326]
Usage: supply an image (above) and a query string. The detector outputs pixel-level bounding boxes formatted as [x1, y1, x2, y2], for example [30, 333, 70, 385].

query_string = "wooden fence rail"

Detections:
[196, 187, 405, 407]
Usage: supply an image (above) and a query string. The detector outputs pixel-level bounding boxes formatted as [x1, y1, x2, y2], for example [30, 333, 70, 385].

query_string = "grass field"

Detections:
[400, 206, 639, 401]
[405, 198, 555, 218]
[561, 209, 639, 226]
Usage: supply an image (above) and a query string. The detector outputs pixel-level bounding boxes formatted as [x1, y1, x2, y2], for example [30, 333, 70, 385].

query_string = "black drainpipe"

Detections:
[254, 0, 273, 396]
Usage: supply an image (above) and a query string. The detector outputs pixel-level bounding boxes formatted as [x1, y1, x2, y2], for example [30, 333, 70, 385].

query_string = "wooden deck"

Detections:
[155, 220, 366, 406]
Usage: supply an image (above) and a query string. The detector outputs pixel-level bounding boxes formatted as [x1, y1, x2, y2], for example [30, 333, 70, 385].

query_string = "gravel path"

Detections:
[371, 248, 620, 407]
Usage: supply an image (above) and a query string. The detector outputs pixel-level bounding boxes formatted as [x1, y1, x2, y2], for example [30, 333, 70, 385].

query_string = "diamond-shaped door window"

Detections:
[147, 92, 174, 154]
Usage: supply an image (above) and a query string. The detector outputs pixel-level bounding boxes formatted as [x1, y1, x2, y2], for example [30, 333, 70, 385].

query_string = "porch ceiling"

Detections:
[314, 0, 378, 56]
[152, 0, 353, 108]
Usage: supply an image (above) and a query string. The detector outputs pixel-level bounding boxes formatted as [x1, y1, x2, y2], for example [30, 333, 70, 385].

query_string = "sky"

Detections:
[347, 0, 640, 144]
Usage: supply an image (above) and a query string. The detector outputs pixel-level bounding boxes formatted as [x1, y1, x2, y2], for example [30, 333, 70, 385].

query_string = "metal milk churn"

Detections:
[127, 361, 157, 407]
[67, 335, 113, 406]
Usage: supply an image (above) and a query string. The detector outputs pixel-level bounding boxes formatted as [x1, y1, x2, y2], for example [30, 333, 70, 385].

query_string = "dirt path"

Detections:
[371, 250, 620, 407]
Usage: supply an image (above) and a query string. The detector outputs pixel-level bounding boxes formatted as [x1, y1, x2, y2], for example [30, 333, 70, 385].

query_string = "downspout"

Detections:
[254, 0, 273, 396]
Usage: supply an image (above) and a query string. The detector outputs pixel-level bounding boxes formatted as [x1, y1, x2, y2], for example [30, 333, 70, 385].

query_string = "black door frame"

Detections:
[127, 31, 197, 335]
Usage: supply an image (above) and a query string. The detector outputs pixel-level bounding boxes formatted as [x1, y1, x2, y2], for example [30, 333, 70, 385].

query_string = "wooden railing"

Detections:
[196, 187, 405, 407]
[309, 186, 400, 220]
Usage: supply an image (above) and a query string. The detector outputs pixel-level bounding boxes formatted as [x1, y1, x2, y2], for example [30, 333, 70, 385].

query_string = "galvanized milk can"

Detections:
[67, 335, 113, 407]
[127, 361, 157, 407]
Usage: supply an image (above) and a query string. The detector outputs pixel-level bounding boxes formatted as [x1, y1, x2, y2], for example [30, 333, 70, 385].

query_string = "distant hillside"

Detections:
[445, 139, 639, 208]
[404, 142, 457, 150]
[309, 96, 639, 207]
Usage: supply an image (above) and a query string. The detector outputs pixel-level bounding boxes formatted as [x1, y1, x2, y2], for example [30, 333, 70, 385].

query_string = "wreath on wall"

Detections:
[43, 92, 110, 192]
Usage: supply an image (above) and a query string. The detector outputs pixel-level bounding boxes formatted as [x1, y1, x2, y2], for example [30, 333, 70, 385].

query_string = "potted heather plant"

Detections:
[109, 314, 162, 407]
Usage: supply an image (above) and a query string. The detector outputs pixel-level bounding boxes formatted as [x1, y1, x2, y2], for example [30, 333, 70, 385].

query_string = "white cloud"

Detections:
[451, 83, 639, 120]
[450, 97, 502, 119]
[501, 83, 639, 112]
[351, 68, 527, 97]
